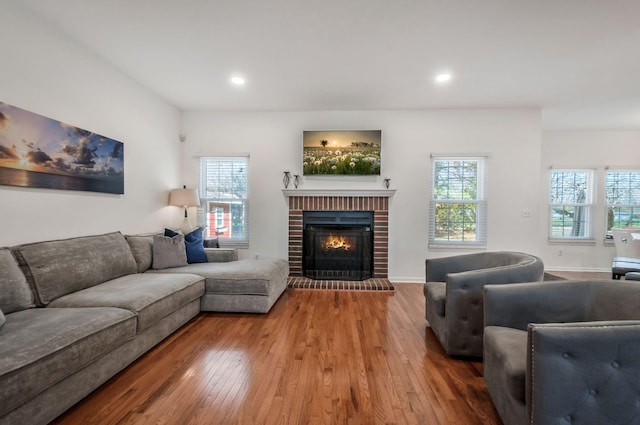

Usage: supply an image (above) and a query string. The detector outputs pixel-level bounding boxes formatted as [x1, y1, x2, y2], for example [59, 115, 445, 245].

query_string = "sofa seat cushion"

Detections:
[484, 326, 528, 403]
[149, 258, 289, 296]
[424, 281, 446, 316]
[0, 307, 136, 417]
[47, 273, 204, 332]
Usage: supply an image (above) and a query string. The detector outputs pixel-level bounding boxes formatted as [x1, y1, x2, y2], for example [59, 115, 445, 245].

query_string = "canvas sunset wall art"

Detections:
[0, 102, 124, 194]
[303, 130, 381, 175]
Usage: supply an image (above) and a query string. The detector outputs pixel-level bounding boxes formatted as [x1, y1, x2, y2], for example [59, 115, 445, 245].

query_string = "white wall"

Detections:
[6, 2, 628, 277]
[540, 130, 640, 271]
[181, 109, 543, 282]
[0, 4, 182, 246]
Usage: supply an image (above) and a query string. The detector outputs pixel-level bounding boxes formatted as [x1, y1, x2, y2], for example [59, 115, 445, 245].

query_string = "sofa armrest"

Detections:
[204, 248, 238, 262]
[484, 281, 591, 331]
[527, 321, 640, 425]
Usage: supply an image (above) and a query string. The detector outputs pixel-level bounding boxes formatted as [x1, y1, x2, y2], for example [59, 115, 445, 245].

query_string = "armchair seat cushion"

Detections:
[424, 282, 446, 316]
[484, 326, 527, 403]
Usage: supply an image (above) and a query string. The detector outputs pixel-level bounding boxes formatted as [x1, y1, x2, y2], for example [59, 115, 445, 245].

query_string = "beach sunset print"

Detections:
[0, 102, 124, 194]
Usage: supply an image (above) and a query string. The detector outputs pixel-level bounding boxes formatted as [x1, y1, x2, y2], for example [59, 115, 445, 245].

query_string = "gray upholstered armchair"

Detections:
[424, 251, 544, 357]
[483, 280, 640, 425]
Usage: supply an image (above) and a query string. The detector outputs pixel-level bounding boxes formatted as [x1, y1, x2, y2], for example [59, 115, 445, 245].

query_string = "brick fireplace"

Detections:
[285, 190, 393, 279]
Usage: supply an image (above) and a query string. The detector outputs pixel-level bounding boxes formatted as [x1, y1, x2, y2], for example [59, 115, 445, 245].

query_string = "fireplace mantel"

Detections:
[282, 189, 396, 197]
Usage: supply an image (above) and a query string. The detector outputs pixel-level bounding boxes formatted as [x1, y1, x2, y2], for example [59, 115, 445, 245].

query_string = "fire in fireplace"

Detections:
[302, 211, 373, 280]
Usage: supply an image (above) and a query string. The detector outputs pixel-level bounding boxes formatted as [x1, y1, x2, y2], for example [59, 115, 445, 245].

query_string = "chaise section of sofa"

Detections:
[126, 234, 290, 313]
[153, 257, 290, 313]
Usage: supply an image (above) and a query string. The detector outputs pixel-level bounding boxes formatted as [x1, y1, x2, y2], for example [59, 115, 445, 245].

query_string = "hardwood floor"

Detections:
[52, 272, 607, 425]
[52, 284, 502, 425]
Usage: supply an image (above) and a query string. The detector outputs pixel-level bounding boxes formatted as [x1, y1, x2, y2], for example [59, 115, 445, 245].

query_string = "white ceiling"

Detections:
[18, 0, 640, 129]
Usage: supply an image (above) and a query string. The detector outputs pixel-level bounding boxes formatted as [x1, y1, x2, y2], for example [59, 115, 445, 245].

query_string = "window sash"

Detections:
[197, 156, 249, 248]
[429, 157, 487, 246]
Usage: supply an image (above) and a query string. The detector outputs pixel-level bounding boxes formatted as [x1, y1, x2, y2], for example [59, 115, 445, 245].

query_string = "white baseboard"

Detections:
[544, 267, 610, 273]
[389, 277, 424, 284]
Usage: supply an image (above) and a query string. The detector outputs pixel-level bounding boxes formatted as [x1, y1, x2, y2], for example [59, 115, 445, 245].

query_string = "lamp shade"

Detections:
[169, 187, 200, 207]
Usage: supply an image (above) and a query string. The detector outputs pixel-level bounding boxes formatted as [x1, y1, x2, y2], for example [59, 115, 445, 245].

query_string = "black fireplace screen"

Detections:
[302, 211, 373, 280]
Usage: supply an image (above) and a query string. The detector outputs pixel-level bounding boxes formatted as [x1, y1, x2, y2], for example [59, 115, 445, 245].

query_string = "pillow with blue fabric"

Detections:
[164, 228, 208, 264]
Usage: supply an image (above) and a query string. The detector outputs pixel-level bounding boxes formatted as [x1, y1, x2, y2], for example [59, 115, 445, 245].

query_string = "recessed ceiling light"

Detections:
[230, 75, 246, 86]
[435, 73, 452, 84]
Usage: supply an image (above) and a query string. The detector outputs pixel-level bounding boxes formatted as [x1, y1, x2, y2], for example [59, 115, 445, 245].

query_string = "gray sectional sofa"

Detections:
[483, 280, 640, 425]
[0, 231, 288, 425]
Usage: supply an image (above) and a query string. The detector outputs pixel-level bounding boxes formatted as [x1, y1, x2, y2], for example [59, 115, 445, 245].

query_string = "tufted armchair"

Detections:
[424, 251, 544, 357]
[483, 280, 640, 425]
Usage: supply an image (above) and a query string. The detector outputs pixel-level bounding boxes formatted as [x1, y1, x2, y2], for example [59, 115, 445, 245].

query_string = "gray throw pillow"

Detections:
[126, 235, 155, 272]
[0, 308, 5, 330]
[152, 234, 188, 269]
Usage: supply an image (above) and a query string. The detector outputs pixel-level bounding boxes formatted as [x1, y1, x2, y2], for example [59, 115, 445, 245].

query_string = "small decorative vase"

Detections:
[384, 178, 391, 189]
[283, 171, 291, 188]
[293, 175, 300, 188]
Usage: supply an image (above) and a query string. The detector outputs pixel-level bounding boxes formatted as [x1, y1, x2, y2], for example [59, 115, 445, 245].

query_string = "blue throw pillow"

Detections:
[164, 228, 208, 264]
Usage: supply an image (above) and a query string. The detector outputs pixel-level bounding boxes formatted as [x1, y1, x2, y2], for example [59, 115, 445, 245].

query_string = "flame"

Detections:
[324, 234, 351, 250]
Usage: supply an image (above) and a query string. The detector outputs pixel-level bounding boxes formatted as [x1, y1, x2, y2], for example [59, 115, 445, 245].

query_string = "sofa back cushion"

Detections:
[0, 248, 34, 313]
[13, 232, 138, 305]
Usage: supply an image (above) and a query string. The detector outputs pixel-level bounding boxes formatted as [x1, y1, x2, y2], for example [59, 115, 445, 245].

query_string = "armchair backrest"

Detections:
[589, 280, 640, 321]
[484, 280, 592, 331]
[426, 251, 543, 283]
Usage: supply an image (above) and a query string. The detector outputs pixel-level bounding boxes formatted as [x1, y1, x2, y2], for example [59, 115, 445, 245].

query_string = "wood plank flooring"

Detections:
[52, 283, 502, 425]
[52, 272, 610, 425]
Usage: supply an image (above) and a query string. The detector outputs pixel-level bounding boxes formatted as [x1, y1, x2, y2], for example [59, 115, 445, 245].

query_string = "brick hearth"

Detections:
[286, 193, 390, 278]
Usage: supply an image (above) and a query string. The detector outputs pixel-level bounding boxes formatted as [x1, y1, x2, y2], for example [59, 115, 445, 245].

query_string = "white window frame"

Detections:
[197, 156, 249, 248]
[605, 168, 640, 234]
[429, 155, 488, 248]
[548, 168, 595, 242]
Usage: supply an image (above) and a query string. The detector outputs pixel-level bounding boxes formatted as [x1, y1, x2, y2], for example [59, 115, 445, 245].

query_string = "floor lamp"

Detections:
[169, 186, 200, 234]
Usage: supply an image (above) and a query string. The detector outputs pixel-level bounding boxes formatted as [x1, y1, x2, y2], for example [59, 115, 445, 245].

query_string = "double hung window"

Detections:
[548, 169, 594, 240]
[429, 156, 487, 247]
[198, 156, 249, 248]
